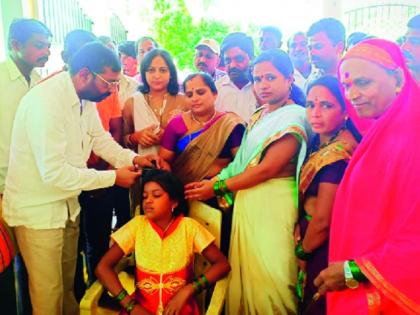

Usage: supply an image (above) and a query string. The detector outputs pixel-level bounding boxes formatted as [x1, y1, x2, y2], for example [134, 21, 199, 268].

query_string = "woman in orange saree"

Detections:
[313, 39, 420, 314]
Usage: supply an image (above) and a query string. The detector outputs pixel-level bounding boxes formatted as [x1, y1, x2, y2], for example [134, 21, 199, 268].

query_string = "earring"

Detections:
[171, 207, 174, 213]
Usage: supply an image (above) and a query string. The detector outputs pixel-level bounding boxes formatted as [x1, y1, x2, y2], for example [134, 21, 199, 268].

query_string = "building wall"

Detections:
[343, 2, 419, 40]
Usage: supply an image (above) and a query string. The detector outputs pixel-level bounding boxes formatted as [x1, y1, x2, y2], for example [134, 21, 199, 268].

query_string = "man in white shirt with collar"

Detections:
[215, 32, 257, 122]
[0, 18, 52, 315]
[2, 42, 163, 315]
[0, 18, 51, 199]
[305, 18, 346, 92]
[287, 32, 312, 91]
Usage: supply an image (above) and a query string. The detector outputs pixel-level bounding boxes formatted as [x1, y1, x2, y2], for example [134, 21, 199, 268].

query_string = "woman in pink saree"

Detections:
[313, 39, 420, 314]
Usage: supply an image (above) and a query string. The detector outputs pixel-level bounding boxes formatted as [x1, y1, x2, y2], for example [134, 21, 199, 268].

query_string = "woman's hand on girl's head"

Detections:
[184, 180, 215, 201]
[163, 285, 194, 315]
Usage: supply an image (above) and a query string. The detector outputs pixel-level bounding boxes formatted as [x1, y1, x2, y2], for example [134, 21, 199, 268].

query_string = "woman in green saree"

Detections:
[185, 49, 311, 315]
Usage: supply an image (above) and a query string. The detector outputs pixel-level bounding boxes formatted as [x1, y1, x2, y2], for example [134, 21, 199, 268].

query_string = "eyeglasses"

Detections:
[92, 71, 120, 87]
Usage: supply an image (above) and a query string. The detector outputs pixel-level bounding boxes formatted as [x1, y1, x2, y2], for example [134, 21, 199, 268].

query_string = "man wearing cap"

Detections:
[194, 38, 225, 81]
[215, 32, 257, 122]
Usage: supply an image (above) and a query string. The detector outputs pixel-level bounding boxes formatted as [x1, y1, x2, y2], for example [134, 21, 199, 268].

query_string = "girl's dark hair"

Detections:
[139, 49, 179, 95]
[183, 72, 218, 94]
[306, 75, 346, 111]
[141, 169, 188, 217]
[251, 49, 306, 106]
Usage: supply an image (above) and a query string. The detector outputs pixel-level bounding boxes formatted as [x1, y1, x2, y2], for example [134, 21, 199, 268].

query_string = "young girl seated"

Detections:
[95, 169, 230, 315]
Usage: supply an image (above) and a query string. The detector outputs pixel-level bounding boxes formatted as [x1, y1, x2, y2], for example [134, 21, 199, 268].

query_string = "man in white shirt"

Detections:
[215, 32, 257, 122]
[287, 32, 312, 91]
[0, 18, 52, 315]
[2, 42, 162, 315]
[305, 18, 346, 91]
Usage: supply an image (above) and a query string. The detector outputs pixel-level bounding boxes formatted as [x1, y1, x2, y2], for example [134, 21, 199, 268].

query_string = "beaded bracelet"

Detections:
[295, 240, 312, 261]
[125, 299, 136, 313]
[115, 289, 128, 302]
[348, 260, 368, 282]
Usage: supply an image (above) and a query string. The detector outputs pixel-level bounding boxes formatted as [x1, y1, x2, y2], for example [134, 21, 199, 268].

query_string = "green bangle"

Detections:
[192, 280, 203, 294]
[199, 275, 210, 289]
[213, 181, 223, 197]
[219, 179, 229, 193]
[348, 260, 368, 282]
[295, 240, 311, 261]
[125, 299, 136, 313]
[296, 270, 306, 301]
[223, 191, 234, 206]
[115, 289, 128, 302]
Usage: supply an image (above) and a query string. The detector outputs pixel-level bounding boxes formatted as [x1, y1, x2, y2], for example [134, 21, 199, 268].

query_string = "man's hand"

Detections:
[115, 166, 141, 188]
[133, 155, 171, 171]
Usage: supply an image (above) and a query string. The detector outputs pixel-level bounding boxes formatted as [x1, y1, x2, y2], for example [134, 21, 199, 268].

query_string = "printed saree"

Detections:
[297, 137, 355, 315]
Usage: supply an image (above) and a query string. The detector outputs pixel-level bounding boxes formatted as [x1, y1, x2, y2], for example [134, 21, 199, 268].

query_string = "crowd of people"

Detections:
[0, 12, 419, 315]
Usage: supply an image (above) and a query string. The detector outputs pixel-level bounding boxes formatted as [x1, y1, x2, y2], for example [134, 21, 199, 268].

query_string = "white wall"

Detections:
[0, 10, 5, 61]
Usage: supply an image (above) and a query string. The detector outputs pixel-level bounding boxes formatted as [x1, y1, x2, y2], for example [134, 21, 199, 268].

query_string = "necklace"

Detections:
[309, 126, 346, 157]
[146, 93, 168, 126]
[162, 217, 175, 234]
[191, 110, 217, 126]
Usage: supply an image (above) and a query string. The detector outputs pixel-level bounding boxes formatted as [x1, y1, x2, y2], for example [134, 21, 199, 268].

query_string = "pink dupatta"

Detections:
[328, 39, 420, 314]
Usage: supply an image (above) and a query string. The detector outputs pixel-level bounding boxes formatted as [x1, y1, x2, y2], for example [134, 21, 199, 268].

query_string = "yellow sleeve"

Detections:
[111, 216, 140, 255]
[191, 219, 215, 254]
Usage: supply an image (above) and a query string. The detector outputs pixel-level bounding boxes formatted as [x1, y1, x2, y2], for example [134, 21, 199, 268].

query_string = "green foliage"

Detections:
[152, 0, 231, 71]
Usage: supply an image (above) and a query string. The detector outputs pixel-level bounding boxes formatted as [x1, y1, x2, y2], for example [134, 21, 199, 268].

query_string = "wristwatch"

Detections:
[344, 260, 359, 289]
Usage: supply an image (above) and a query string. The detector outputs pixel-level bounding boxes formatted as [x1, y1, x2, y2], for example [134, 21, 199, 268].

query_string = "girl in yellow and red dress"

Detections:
[96, 169, 230, 315]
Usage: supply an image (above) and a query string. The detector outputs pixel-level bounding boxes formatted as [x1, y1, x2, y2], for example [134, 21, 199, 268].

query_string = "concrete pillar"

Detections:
[323, 0, 343, 19]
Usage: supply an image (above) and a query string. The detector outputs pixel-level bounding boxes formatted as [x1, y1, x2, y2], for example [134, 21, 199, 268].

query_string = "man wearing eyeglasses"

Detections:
[215, 32, 257, 122]
[2, 42, 166, 315]
[402, 14, 420, 86]
[194, 38, 226, 81]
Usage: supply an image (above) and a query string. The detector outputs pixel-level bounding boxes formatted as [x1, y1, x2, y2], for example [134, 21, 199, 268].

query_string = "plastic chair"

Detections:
[80, 200, 228, 315]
